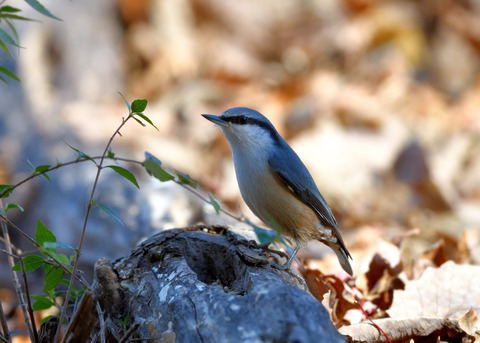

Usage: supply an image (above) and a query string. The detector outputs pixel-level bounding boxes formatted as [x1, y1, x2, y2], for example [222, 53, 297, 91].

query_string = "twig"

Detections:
[0, 156, 141, 198]
[19, 256, 39, 343]
[0, 217, 90, 289]
[0, 297, 10, 343]
[0, 157, 94, 198]
[96, 301, 106, 343]
[0, 200, 36, 342]
[55, 116, 133, 342]
[118, 323, 139, 343]
[174, 181, 244, 222]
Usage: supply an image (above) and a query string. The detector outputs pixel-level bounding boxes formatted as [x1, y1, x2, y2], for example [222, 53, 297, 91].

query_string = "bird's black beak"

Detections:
[202, 114, 228, 127]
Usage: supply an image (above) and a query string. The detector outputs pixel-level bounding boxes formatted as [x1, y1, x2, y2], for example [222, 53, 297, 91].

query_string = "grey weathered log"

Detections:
[94, 225, 346, 343]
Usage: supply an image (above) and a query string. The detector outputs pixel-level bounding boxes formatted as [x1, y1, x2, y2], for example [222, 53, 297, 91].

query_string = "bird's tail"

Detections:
[326, 241, 353, 276]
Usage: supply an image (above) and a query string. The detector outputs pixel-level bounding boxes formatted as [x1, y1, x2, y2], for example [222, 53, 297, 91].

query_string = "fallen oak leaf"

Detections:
[458, 308, 480, 341]
[302, 267, 357, 325]
[388, 261, 480, 319]
[339, 317, 474, 343]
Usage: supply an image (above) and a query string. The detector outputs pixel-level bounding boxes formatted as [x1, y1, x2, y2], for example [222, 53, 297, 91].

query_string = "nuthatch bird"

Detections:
[202, 107, 353, 275]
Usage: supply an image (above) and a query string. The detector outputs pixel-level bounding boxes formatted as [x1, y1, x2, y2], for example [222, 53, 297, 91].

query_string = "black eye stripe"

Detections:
[221, 115, 281, 146]
[222, 115, 248, 125]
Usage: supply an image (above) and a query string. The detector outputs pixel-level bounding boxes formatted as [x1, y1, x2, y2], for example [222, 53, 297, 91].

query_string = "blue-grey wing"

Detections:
[267, 149, 350, 255]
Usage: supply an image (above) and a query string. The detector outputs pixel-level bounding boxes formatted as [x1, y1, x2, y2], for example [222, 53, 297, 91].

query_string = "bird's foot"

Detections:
[227, 238, 288, 259]
[268, 261, 308, 291]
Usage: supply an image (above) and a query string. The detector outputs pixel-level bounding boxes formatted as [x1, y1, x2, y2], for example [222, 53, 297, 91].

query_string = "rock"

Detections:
[95, 225, 346, 343]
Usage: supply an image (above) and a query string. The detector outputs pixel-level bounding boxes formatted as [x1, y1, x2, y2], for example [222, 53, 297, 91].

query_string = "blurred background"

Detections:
[1, 0, 480, 294]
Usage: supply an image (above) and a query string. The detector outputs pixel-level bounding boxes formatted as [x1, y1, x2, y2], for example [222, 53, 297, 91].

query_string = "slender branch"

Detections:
[0, 215, 39, 247]
[0, 296, 10, 343]
[174, 181, 244, 222]
[0, 156, 141, 198]
[118, 323, 139, 343]
[0, 200, 36, 342]
[95, 301, 106, 343]
[0, 157, 93, 198]
[19, 256, 39, 343]
[0, 216, 90, 289]
[56, 116, 133, 342]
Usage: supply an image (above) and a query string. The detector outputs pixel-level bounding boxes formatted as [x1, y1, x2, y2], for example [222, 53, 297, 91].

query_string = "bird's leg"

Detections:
[284, 246, 300, 269]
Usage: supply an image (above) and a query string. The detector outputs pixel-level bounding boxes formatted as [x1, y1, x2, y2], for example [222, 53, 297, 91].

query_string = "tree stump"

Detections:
[94, 225, 346, 342]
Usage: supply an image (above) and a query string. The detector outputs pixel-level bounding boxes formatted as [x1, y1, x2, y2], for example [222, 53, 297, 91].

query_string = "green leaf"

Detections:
[208, 193, 221, 215]
[34, 164, 51, 173]
[0, 75, 7, 85]
[134, 112, 158, 131]
[34, 164, 52, 182]
[0, 28, 18, 47]
[5, 19, 19, 48]
[0, 14, 35, 21]
[118, 91, 131, 112]
[0, 184, 14, 198]
[24, 0, 61, 20]
[64, 142, 93, 162]
[133, 116, 146, 127]
[50, 253, 70, 266]
[0, 65, 19, 81]
[2, 19, 20, 52]
[144, 152, 162, 165]
[12, 255, 44, 272]
[10, 330, 22, 337]
[40, 315, 57, 324]
[92, 201, 125, 227]
[105, 165, 139, 189]
[5, 203, 23, 213]
[253, 227, 278, 246]
[31, 295, 55, 311]
[36, 220, 56, 249]
[0, 38, 11, 56]
[43, 241, 74, 251]
[0, 6, 21, 13]
[176, 172, 198, 188]
[42, 263, 52, 273]
[107, 149, 115, 158]
[43, 266, 64, 292]
[264, 213, 283, 234]
[143, 154, 174, 182]
[131, 99, 147, 113]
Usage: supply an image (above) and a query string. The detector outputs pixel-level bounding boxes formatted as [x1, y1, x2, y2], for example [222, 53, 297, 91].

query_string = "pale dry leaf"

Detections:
[339, 317, 474, 343]
[387, 261, 480, 319]
[458, 308, 480, 341]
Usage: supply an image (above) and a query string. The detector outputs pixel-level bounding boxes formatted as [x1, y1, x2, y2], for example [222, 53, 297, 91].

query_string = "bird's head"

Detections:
[202, 107, 281, 150]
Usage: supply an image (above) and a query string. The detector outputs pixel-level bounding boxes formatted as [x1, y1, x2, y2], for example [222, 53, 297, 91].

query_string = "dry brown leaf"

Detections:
[339, 317, 475, 343]
[458, 308, 480, 341]
[388, 261, 480, 319]
[302, 268, 357, 325]
[303, 267, 330, 302]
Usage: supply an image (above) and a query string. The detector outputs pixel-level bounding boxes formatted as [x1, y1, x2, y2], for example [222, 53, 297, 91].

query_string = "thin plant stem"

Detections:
[118, 323, 139, 343]
[0, 296, 10, 343]
[174, 181, 244, 222]
[0, 200, 36, 342]
[0, 156, 143, 199]
[55, 115, 133, 342]
[95, 301, 106, 343]
[19, 256, 39, 343]
[0, 217, 90, 289]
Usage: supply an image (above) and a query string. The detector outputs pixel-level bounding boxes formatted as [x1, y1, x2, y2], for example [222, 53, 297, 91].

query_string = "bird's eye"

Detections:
[239, 115, 248, 124]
